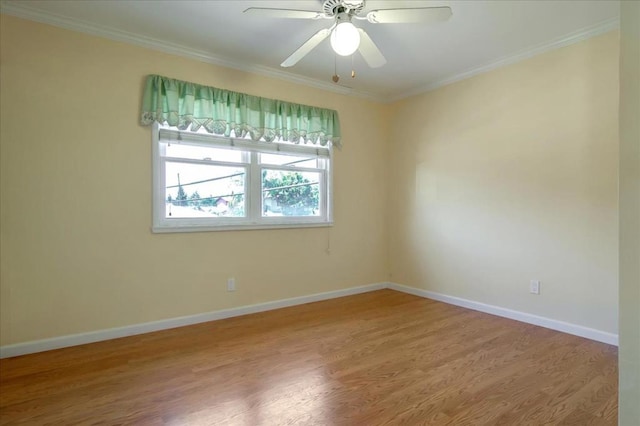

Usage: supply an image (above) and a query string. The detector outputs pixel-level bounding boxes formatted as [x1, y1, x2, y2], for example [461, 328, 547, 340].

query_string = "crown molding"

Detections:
[388, 16, 620, 103]
[0, 1, 386, 104]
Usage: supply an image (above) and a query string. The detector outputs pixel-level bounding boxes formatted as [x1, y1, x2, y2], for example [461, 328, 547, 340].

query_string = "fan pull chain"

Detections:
[351, 54, 356, 79]
[332, 53, 339, 83]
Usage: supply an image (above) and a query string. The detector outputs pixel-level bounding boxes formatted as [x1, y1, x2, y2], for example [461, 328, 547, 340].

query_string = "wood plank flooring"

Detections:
[0, 289, 618, 425]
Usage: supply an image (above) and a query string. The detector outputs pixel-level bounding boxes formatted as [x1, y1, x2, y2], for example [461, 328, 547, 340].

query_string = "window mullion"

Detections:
[320, 169, 326, 221]
[326, 151, 333, 222]
[261, 164, 323, 173]
[249, 152, 261, 223]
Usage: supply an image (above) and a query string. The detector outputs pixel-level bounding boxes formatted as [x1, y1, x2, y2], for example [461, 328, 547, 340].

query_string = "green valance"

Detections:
[140, 74, 341, 147]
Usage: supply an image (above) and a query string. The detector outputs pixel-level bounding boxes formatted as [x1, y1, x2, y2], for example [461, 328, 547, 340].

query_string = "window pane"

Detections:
[262, 169, 320, 217]
[165, 162, 245, 218]
[260, 152, 321, 169]
[163, 142, 246, 163]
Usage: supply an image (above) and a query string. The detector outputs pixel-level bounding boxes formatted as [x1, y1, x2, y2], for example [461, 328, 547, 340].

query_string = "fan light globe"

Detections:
[330, 22, 360, 56]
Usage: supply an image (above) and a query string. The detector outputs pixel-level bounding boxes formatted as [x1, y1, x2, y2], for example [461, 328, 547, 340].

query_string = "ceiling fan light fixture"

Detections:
[330, 21, 360, 56]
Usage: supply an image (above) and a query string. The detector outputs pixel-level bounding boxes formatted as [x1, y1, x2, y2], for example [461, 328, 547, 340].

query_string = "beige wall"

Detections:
[0, 15, 390, 345]
[619, 1, 640, 424]
[388, 32, 620, 335]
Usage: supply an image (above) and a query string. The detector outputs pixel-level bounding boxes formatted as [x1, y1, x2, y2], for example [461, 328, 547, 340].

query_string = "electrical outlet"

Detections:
[530, 280, 540, 295]
[227, 277, 236, 292]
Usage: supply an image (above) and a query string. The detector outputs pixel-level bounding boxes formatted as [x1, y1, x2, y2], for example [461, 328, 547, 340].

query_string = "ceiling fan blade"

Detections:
[281, 28, 332, 67]
[365, 6, 452, 24]
[243, 7, 325, 20]
[357, 29, 386, 68]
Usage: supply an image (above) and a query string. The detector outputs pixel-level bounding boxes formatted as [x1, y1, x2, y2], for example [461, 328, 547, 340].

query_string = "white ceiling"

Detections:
[0, 0, 620, 102]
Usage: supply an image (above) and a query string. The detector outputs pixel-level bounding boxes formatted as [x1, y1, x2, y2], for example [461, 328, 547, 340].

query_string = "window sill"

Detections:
[151, 221, 334, 233]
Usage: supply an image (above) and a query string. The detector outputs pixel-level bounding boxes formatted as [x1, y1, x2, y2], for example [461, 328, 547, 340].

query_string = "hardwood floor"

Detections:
[0, 289, 618, 425]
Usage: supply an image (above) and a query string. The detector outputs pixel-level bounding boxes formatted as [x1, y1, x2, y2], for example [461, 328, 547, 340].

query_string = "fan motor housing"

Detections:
[323, 0, 365, 16]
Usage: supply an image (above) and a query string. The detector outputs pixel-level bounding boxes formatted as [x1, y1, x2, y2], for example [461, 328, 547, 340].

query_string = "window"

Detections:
[152, 124, 333, 232]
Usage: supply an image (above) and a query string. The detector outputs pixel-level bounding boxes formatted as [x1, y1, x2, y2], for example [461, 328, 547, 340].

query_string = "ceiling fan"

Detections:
[244, 0, 452, 69]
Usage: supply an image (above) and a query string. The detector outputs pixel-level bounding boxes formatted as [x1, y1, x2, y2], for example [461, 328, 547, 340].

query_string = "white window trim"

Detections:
[151, 123, 333, 233]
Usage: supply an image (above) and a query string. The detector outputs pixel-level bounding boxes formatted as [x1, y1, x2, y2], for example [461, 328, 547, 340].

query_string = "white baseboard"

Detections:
[387, 282, 618, 346]
[0, 282, 386, 359]
[1, 281, 617, 358]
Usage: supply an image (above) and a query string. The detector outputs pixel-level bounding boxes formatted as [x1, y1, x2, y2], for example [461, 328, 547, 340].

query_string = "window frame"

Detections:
[151, 123, 333, 233]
